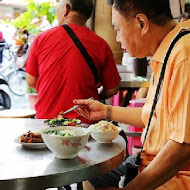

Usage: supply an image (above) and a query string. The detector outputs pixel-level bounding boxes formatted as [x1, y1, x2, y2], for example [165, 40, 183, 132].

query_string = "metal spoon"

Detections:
[62, 97, 94, 115]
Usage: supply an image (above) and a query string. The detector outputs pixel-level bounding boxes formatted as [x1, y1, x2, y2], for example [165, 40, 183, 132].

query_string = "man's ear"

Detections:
[135, 13, 149, 35]
[63, 3, 71, 17]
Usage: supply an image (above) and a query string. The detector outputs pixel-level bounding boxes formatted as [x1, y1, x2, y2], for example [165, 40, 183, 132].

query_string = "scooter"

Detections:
[0, 78, 11, 110]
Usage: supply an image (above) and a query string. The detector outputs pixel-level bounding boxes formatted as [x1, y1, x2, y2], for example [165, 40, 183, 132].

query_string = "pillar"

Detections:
[94, 0, 123, 65]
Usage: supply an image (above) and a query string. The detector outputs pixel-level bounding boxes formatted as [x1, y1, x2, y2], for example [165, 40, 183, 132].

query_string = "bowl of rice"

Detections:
[89, 120, 121, 143]
[41, 126, 90, 159]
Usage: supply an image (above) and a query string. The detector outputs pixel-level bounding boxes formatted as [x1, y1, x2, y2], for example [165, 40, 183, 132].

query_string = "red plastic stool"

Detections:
[110, 91, 122, 106]
[127, 98, 145, 155]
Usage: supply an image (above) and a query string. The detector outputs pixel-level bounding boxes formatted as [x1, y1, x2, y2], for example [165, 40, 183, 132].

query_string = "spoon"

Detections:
[62, 97, 94, 115]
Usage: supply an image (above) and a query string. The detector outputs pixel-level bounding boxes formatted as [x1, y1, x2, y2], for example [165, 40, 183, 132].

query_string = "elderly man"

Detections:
[74, 0, 190, 189]
[26, 0, 120, 123]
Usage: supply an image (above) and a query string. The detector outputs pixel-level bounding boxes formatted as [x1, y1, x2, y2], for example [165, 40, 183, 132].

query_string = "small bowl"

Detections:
[90, 122, 122, 143]
[41, 126, 90, 159]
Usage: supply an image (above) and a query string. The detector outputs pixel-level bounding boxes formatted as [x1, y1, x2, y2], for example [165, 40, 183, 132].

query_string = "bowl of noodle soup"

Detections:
[41, 126, 90, 159]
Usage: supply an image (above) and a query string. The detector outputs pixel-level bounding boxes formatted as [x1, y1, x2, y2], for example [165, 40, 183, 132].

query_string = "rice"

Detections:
[90, 121, 118, 132]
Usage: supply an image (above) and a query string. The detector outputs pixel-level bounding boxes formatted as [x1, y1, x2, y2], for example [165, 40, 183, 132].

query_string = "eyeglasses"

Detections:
[53, 2, 65, 7]
[58, 2, 67, 6]
[54, 1, 71, 9]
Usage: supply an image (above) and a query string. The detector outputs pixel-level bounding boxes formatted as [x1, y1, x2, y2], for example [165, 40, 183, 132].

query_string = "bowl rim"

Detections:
[41, 125, 89, 138]
[91, 126, 122, 133]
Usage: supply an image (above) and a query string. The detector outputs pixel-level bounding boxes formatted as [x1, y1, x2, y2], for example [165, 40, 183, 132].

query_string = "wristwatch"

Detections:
[106, 105, 112, 121]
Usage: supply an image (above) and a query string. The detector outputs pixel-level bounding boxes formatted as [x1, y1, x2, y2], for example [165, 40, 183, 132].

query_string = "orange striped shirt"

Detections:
[141, 20, 190, 189]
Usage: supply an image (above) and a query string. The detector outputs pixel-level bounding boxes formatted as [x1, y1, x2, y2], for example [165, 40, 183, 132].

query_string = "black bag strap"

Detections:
[135, 30, 190, 166]
[62, 24, 98, 84]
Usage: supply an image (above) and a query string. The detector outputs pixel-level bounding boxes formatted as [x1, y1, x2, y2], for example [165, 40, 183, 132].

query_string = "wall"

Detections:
[0, 3, 26, 20]
[170, 0, 185, 18]
[94, 0, 123, 65]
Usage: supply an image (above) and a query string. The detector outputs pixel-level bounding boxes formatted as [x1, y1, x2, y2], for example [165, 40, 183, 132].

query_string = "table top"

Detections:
[119, 73, 150, 88]
[117, 65, 150, 88]
[119, 123, 142, 137]
[0, 109, 36, 118]
[0, 119, 126, 190]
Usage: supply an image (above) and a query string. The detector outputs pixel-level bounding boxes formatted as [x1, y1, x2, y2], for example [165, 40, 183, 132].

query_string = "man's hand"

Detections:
[73, 99, 107, 121]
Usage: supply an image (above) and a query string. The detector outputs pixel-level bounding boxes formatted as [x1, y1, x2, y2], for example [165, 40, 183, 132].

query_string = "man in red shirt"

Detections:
[26, 0, 120, 124]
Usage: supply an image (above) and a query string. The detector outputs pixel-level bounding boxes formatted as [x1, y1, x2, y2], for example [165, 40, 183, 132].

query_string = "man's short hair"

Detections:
[70, 0, 93, 19]
[107, 0, 173, 26]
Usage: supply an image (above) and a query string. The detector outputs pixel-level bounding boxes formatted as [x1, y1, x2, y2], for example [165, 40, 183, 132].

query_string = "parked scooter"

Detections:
[0, 78, 11, 110]
[0, 43, 27, 96]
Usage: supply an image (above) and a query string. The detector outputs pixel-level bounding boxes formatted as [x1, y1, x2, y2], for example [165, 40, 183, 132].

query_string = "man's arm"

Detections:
[126, 140, 190, 190]
[99, 85, 119, 100]
[99, 41, 121, 100]
[136, 87, 148, 99]
[111, 106, 144, 128]
[26, 73, 37, 89]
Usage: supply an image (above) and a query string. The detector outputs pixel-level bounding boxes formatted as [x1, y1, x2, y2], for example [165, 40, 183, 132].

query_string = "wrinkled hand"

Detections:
[73, 99, 106, 121]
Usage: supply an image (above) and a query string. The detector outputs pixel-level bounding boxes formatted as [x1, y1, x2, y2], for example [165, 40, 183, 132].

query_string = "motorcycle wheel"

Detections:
[8, 70, 26, 96]
[0, 89, 11, 110]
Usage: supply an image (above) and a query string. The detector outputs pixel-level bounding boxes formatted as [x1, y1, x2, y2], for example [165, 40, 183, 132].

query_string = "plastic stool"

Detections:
[110, 91, 122, 106]
[127, 98, 145, 155]
[127, 126, 143, 155]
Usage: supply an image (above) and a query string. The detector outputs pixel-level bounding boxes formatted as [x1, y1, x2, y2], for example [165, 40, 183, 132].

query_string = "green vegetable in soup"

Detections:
[44, 117, 81, 126]
[64, 133, 72, 137]
[43, 130, 73, 137]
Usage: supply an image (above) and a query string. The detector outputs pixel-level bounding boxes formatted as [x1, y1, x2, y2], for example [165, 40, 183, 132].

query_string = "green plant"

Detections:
[12, 0, 57, 35]
[27, 86, 37, 94]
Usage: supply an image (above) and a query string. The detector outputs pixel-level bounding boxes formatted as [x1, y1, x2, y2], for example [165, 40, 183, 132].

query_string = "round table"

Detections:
[0, 119, 126, 190]
[0, 109, 36, 118]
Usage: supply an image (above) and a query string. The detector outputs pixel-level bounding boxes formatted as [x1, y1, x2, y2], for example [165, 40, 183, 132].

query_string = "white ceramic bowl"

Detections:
[91, 127, 122, 143]
[41, 126, 90, 159]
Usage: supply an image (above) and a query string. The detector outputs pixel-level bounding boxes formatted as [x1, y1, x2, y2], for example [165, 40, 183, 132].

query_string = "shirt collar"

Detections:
[151, 20, 190, 64]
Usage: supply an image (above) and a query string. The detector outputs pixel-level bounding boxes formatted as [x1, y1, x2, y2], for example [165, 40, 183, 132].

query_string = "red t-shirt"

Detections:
[26, 24, 120, 124]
